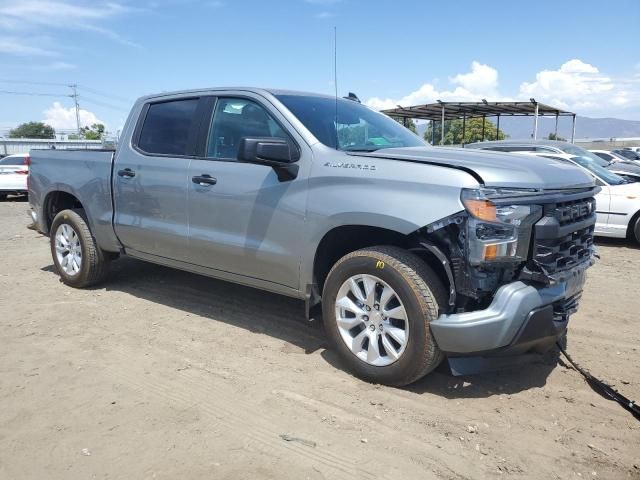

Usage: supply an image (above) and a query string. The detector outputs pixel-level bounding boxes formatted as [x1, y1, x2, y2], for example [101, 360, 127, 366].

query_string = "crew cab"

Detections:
[29, 88, 598, 385]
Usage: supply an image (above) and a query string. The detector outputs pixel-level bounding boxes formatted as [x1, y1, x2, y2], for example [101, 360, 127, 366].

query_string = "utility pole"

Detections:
[69, 84, 81, 136]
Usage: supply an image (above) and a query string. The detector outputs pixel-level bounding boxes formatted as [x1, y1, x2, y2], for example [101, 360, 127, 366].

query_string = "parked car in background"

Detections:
[613, 149, 640, 161]
[623, 146, 640, 153]
[28, 88, 599, 386]
[0, 153, 29, 200]
[590, 149, 629, 162]
[588, 149, 640, 182]
[466, 140, 640, 242]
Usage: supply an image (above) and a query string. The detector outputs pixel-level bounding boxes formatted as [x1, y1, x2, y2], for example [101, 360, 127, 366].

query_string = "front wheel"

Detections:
[50, 209, 110, 288]
[631, 215, 640, 244]
[322, 246, 446, 386]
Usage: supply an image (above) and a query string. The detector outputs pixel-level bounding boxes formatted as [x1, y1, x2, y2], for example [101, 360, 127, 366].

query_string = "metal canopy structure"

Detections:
[381, 99, 577, 145]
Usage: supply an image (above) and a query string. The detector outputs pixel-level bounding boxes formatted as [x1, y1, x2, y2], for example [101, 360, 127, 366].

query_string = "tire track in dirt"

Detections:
[106, 359, 382, 479]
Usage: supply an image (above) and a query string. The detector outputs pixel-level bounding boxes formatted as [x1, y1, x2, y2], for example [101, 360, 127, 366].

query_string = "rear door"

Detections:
[113, 96, 203, 261]
[593, 182, 611, 232]
[186, 94, 307, 289]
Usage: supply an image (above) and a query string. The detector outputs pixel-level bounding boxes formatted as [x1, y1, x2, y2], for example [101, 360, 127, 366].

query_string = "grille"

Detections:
[532, 198, 596, 275]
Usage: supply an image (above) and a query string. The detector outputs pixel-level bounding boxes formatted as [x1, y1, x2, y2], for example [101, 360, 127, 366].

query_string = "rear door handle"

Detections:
[192, 174, 217, 186]
[117, 168, 135, 178]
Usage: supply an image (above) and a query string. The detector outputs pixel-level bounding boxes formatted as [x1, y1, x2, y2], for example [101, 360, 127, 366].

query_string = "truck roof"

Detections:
[137, 87, 337, 103]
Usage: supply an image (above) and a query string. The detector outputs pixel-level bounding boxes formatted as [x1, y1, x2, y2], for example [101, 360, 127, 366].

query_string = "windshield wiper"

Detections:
[342, 147, 382, 152]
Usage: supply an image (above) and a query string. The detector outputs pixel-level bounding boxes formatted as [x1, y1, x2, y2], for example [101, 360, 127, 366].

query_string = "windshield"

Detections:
[569, 155, 627, 185]
[275, 94, 425, 152]
[593, 157, 611, 167]
[561, 144, 612, 164]
[558, 144, 627, 185]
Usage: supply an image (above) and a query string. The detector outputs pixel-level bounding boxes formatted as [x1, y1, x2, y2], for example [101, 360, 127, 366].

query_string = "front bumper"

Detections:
[430, 261, 590, 355]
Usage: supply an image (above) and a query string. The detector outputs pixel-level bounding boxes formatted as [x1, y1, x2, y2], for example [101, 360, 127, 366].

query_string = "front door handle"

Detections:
[192, 174, 217, 186]
[117, 168, 136, 178]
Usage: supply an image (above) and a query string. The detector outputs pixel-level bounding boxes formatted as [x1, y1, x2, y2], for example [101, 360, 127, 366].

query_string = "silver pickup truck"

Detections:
[29, 88, 598, 386]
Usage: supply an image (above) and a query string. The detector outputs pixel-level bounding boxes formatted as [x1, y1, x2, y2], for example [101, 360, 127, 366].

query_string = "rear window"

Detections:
[137, 98, 199, 156]
[0, 156, 26, 165]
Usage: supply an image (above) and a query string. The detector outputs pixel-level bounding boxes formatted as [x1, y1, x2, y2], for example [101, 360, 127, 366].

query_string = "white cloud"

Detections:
[42, 61, 76, 70]
[518, 59, 636, 113]
[316, 11, 334, 18]
[559, 59, 598, 74]
[43, 102, 105, 130]
[0, 38, 57, 56]
[365, 58, 640, 118]
[0, 0, 138, 52]
[366, 61, 506, 111]
[450, 61, 499, 96]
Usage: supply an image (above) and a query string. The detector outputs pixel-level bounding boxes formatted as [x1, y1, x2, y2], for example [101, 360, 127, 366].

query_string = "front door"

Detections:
[113, 97, 201, 261]
[187, 96, 306, 289]
[594, 183, 611, 234]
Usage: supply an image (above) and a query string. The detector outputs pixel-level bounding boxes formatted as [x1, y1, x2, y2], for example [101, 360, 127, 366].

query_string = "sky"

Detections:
[0, 0, 639, 135]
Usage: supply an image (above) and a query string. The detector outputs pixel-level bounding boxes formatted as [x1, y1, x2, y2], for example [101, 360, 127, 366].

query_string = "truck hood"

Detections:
[353, 146, 595, 190]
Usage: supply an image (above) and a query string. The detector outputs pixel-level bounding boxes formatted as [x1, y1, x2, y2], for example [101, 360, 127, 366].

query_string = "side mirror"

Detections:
[238, 137, 300, 181]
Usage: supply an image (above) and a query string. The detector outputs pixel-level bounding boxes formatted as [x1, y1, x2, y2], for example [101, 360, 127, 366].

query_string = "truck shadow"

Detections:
[321, 348, 560, 398]
[595, 237, 640, 250]
[41, 256, 560, 398]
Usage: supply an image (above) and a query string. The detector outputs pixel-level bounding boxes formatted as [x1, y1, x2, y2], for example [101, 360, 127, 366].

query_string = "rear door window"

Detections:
[137, 98, 200, 156]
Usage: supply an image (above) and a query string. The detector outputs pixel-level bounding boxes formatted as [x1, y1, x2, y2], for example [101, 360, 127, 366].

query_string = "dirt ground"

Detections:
[0, 199, 638, 480]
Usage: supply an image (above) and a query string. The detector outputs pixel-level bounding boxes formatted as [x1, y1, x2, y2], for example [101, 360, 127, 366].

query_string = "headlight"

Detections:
[461, 188, 542, 265]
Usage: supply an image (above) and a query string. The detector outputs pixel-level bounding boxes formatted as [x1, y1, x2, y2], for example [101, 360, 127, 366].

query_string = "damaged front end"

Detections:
[417, 187, 598, 316]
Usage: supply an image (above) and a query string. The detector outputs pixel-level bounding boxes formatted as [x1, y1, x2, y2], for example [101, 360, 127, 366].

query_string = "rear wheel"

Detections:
[322, 246, 446, 386]
[50, 209, 110, 287]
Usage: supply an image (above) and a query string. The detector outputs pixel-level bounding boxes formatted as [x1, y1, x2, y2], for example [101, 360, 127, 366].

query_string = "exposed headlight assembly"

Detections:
[461, 188, 543, 265]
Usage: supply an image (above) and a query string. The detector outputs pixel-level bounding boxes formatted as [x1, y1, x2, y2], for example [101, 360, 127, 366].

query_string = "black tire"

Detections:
[632, 215, 640, 244]
[322, 246, 447, 386]
[49, 209, 110, 288]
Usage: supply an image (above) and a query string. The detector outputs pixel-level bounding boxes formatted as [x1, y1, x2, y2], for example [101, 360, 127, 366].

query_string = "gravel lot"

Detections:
[0, 199, 638, 479]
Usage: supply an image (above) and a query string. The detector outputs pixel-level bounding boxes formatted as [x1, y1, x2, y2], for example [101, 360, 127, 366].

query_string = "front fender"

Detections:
[299, 154, 479, 289]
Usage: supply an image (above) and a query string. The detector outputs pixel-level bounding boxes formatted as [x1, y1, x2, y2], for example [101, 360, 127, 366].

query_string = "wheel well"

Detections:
[44, 191, 83, 233]
[312, 225, 450, 297]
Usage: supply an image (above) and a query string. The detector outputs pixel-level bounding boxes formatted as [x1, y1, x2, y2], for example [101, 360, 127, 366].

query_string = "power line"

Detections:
[79, 95, 130, 112]
[0, 79, 70, 87]
[77, 85, 132, 104]
[0, 89, 69, 97]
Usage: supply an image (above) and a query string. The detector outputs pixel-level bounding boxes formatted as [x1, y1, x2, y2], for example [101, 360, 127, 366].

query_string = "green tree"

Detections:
[392, 116, 417, 134]
[80, 123, 105, 140]
[425, 117, 507, 145]
[547, 132, 566, 141]
[9, 122, 55, 139]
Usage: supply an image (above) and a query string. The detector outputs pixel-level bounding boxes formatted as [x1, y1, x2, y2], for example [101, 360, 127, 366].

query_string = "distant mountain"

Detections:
[414, 115, 640, 141]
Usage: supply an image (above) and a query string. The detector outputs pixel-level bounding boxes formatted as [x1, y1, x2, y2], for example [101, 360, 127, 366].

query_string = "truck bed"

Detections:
[29, 149, 121, 252]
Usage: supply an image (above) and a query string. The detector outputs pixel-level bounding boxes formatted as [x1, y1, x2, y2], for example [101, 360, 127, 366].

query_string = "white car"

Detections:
[517, 151, 640, 241]
[590, 149, 629, 162]
[0, 153, 29, 200]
